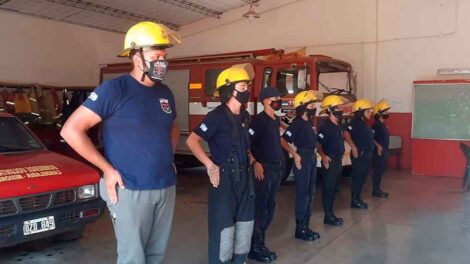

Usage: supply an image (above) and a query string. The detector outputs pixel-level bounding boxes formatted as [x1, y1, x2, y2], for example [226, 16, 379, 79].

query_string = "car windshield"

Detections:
[0, 117, 43, 153]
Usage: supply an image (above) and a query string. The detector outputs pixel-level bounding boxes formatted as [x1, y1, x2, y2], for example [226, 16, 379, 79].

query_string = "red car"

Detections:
[0, 112, 105, 248]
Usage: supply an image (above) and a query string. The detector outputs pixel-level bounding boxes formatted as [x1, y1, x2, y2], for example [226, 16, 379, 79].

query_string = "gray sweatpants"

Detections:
[99, 179, 176, 264]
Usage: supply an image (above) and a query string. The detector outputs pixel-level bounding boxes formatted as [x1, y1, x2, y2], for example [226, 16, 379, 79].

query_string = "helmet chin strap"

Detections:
[138, 48, 149, 82]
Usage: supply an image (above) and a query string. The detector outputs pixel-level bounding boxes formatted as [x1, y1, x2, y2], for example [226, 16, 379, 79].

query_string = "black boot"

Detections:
[351, 193, 368, 209]
[357, 192, 369, 208]
[295, 220, 318, 241]
[249, 230, 273, 263]
[324, 214, 343, 226]
[372, 189, 389, 198]
[304, 217, 321, 239]
[260, 231, 277, 262]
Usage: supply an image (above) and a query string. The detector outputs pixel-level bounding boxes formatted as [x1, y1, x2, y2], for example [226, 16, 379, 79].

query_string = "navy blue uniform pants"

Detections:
[351, 151, 372, 197]
[293, 151, 317, 222]
[208, 157, 255, 264]
[253, 163, 282, 233]
[372, 150, 388, 191]
[321, 157, 342, 216]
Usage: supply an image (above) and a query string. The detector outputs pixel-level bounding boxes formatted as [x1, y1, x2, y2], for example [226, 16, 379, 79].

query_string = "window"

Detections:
[276, 66, 310, 96]
[0, 117, 43, 153]
[204, 68, 224, 96]
[261, 67, 273, 88]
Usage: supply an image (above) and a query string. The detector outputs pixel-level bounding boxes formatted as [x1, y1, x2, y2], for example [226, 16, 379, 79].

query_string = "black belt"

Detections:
[297, 147, 316, 154]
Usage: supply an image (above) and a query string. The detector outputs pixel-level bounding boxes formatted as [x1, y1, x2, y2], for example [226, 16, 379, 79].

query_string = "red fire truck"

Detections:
[0, 112, 105, 248]
[99, 48, 357, 160]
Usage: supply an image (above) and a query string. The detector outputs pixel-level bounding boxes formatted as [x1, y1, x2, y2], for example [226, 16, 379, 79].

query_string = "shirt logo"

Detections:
[89, 92, 98, 101]
[248, 128, 255, 136]
[159, 98, 172, 114]
[200, 123, 208, 132]
[286, 131, 292, 137]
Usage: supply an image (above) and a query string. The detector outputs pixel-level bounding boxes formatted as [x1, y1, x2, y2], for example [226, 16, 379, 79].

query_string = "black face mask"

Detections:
[139, 51, 169, 83]
[234, 90, 250, 104]
[270, 99, 282, 111]
[332, 110, 343, 119]
[382, 113, 390, 119]
[306, 108, 317, 118]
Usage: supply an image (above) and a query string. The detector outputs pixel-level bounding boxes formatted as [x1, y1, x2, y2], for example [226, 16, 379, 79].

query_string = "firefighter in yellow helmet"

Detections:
[317, 95, 346, 226]
[281, 90, 322, 241]
[61, 21, 181, 264]
[186, 66, 254, 264]
[371, 100, 392, 198]
[344, 99, 374, 210]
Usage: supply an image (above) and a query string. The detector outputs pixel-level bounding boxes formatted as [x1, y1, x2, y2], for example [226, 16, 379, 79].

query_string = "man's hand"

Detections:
[351, 146, 359, 158]
[254, 162, 264, 180]
[377, 145, 383, 156]
[104, 168, 125, 204]
[207, 164, 220, 188]
[322, 156, 331, 169]
[294, 153, 302, 170]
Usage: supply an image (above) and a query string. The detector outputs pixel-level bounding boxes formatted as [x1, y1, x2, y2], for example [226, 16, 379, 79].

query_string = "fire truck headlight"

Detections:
[78, 185, 96, 200]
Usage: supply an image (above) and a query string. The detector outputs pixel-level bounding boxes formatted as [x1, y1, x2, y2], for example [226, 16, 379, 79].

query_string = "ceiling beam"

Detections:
[44, 0, 180, 30]
[158, 0, 222, 18]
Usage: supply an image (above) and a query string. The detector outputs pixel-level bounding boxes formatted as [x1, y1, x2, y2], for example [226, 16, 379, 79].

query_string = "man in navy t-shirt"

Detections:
[248, 87, 283, 263]
[61, 22, 181, 264]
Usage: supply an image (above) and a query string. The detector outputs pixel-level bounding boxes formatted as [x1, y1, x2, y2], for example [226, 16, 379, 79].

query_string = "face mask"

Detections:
[234, 90, 250, 104]
[270, 99, 282, 111]
[382, 113, 390, 119]
[138, 50, 169, 83]
[306, 108, 317, 118]
[146, 59, 168, 83]
[332, 110, 343, 119]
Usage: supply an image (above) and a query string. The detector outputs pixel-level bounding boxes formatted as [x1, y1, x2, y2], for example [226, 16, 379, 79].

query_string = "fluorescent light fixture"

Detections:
[437, 67, 470, 75]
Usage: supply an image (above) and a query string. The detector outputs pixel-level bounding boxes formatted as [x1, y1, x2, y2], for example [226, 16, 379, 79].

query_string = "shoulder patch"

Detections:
[199, 123, 208, 132]
[89, 92, 98, 101]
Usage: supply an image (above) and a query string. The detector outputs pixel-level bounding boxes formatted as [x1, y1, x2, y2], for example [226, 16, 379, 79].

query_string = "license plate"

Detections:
[23, 216, 56, 236]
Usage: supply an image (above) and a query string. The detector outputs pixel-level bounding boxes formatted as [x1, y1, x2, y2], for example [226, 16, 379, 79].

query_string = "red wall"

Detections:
[386, 113, 412, 169]
[412, 139, 469, 177]
[387, 113, 468, 177]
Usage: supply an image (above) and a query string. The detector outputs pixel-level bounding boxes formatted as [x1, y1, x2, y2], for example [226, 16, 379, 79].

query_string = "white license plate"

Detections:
[23, 216, 56, 236]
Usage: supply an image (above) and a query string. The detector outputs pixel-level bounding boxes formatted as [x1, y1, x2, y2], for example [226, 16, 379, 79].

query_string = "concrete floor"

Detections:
[1, 169, 469, 264]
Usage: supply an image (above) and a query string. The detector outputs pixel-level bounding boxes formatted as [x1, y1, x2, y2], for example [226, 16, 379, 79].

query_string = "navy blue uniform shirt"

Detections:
[82, 74, 177, 190]
[282, 116, 317, 149]
[194, 105, 249, 165]
[249, 111, 282, 164]
[345, 117, 374, 153]
[372, 120, 390, 150]
[318, 119, 345, 158]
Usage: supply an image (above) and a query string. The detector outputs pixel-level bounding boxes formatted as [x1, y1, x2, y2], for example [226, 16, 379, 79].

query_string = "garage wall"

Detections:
[171, 0, 469, 171]
[0, 10, 124, 86]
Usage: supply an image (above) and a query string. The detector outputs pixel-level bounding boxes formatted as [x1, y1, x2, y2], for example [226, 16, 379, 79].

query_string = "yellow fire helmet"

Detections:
[352, 99, 373, 112]
[374, 99, 391, 114]
[118, 21, 182, 57]
[321, 95, 344, 111]
[215, 67, 251, 90]
[293, 90, 319, 109]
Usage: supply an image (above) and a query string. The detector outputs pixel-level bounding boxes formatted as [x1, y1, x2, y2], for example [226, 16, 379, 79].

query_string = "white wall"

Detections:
[171, 0, 469, 112]
[0, 10, 124, 87]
